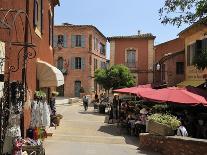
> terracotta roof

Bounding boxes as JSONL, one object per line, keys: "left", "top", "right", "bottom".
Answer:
{"left": 107, "top": 33, "right": 156, "bottom": 41}
{"left": 54, "top": 24, "right": 107, "bottom": 40}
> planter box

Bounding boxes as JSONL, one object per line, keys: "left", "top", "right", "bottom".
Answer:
{"left": 148, "top": 120, "right": 174, "bottom": 136}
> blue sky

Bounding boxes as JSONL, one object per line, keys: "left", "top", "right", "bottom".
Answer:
{"left": 54, "top": 0, "right": 189, "bottom": 58}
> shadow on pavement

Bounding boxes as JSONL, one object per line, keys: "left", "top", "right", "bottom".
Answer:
{"left": 136, "top": 148, "right": 161, "bottom": 155}
{"left": 97, "top": 124, "right": 139, "bottom": 147}
{"left": 78, "top": 111, "right": 107, "bottom": 116}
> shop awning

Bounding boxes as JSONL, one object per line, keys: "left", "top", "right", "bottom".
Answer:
{"left": 37, "top": 60, "right": 64, "bottom": 88}
{"left": 177, "top": 80, "right": 205, "bottom": 87}
{"left": 139, "top": 87, "right": 207, "bottom": 106}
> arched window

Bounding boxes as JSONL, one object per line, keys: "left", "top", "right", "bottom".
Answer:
{"left": 57, "top": 57, "right": 64, "bottom": 70}
{"left": 126, "top": 49, "right": 136, "bottom": 68}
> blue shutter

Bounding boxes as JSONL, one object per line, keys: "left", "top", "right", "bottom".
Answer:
{"left": 81, "top": 35, "right": 85, "bottom": 48}
{"left": 63, "top": 33, "right": 67, "bottom": 48}
{"left": 71, "top": 57, "right": 75, "bottom": 69}
{"left": 71, "top": 35, "right": 75, "bottom": 48}
{"left": 53, "top": 35, "right": 58, "bottom": 47}
{"left": 81, "top": 58, "right": 85, "bottom": 70}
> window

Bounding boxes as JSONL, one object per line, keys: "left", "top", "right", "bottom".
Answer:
{"left": 57, "top": 35, "right": 64, "bottom": 46}
{"left": 54, "top": 34, "right": 67, "bottom": 48}
{"left": 187, "top": 43, "right": 195, "bottom": 66}
{"left": 100, "top": 61, "right": 106, "bottom": 69}
{"left": 34, "top": 0, "right": 43, "bottom": 35}
{"left": 71, "top": 35, "right": 85, "bottom": 48}
{"left": 57, "top": 57, "right": 64, "bottom": 70}
{"left": 75, "top": 57, "right": 82, "bottom": 69}
{"left": 71, "top": 57, "right": 85, "bottom": 70}
{"left": 126, "top": 50, "right": 136, "bottom": 68}
{"left": 100, "top": 43, "right": 106, "bottom": 55}
{"left": 176, "top": 62, "right": 184, "bottom": 75}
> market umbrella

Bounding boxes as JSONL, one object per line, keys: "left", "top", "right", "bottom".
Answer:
{"left": 138, "top": 87, "right": 207, "bottom": 106}
{"left": 113, "top": 84, "right": 154, "bottom": 95}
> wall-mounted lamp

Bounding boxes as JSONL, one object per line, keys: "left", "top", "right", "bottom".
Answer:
{"left": 156, "top": 63, "right": 160, "bottom": 71}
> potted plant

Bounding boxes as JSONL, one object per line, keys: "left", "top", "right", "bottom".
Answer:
{"left": 148, "top": 113, "right": 181, "bottom": 136}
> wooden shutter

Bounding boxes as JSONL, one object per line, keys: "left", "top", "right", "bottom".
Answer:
{"left": 71, "top": 35, "right": 75, "bottom": 48}
{"left": 81, "top": 35, "right": 85, "bottom": 48}
{"left": 53, "top": 35, "right": 58, "bottom": 47}
{"left": 187, "top": 45, "right": 190, "bottom": 66}
{"left": 81, "top": 58, "right": 85, "bottom": 70}
{"left": 71, "top": 57, "right": 75, "bottom": 69}
{"left": 63, "top": 33, "right": 67, "bottom": 48}
{"left": 89, "top": 35, "right": 92, "bottom": 51}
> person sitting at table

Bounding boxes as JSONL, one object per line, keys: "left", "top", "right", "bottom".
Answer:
{"left": 177, "top": 120, "right": 188, "bottom": 137}
{"left": 134, "top": 108, "right": 148, "bottom": 135}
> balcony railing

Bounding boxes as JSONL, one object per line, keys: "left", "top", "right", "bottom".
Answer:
{"left": 124, "top": 61, "right": 137, "bottom": 69}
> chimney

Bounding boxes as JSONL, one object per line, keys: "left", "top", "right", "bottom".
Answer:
{"left": 138, "top": 30, "right": 141, "bottom": 35}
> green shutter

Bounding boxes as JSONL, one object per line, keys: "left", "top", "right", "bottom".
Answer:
{"left": 71, "top": 35, "right": 75, "bottom": 48}
{"left": 63, "top": 33, "right": 67, "bottom": 48}
{"left": 81, "top": 35, "right": 85, "bottom": 48}
{"left": 53, "top": 35, "right": 58, "bottom": 47}
{"left": 81, "top": 58, "right": 85, "bottom": 70}
{"left": 71, "top": 57, "right": 75, "bottom": 69}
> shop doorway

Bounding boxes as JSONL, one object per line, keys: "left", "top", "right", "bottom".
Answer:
{"left": 57, "top": 84, "right": 64, "bottom": 96}
{"left": 74, "top": 81, "right": 81, "bottom": 97}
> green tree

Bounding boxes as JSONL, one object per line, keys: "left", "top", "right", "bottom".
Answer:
{"left": 159, "top": 0, "right": 207, "bottom": 27}
{"left": 94, "top": 64, "right": 135, "bottom": 93}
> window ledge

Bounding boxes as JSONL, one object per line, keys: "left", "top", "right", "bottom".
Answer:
{"left": 35, "top": 27, "right": 42, "bottom": 38}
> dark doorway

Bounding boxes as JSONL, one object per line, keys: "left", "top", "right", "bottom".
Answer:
{"left": 57, "top": 84, "right": 64, "bottom": 96}
{"left": 74, "top": 81, "right": 81, "bottom": 97}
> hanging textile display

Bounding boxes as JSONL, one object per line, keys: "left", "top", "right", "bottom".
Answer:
{"left": 30, "top": 99, "right": 50, "bottom": 128}
{"left": 3, "top": 113, "right": 21, "bottom": 154}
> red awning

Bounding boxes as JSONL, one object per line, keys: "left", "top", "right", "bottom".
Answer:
{"left": 113, "top": 84, "right": 154, "bottom": 95}
{"left": 139, "top": 87, "right": 207, "bottom": 106}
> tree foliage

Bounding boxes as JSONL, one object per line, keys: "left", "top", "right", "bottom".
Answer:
{"left": 159, "top": 0, "right": 207, "bottom": 27}
{"left": 94, "top": 64, "right": 135, "bottom": 91}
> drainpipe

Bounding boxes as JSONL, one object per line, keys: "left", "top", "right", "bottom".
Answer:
{"left": 21, "top": 0, "right": 29, "bottom": 138}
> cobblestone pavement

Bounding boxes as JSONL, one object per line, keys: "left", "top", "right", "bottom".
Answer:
{"left": 44, "top": 98, "right": 160, "bottom": 155}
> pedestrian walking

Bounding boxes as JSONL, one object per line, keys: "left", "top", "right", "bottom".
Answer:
{"left": 83, "top": 95, "right": 89, "bottom": 111}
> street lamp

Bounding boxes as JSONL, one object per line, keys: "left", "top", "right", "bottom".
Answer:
{"left": 153, "top": 52, "right": 172, "bottom": 84}
{"left": 156, "top": 63, "right": 161, "bottom": 71}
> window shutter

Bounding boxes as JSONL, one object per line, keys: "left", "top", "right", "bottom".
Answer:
{"left": 71, "top": 57, "right": 75, "bottom": 69}
{"left": 53, "top": 35, "right": 58, "bottom": 47}
{"left": 196, "top": 40, "right": 202, "bottom": 56}
{"left": 187, "top": 45, "right": 190, "bottom": 66}
{"left": 71, "top": 35, "right": 75, "bottom": 48}
{"left": 41, "top": 0, "right": 43, "bottom": 34}
{"left": 81, "top": 58, "right": 85, "bottom": 70}
{"left": 63, "top": 33, "right": 67, "bottom": 48}
{"left": 81, "top": 35, "right": 85, "bottom": 48}
{"left": 33, "top": 0, "right": 38, "bottom": 27}
{"left": 94, "top": 37, "right": 96, "bottom": 50}
{"left": 89, "top": 35, "right": 92, "bottom": 51}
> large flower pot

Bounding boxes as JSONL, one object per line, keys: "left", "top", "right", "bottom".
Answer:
{"left": 148, "top": 120, "right": 174, "bottom": 136}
